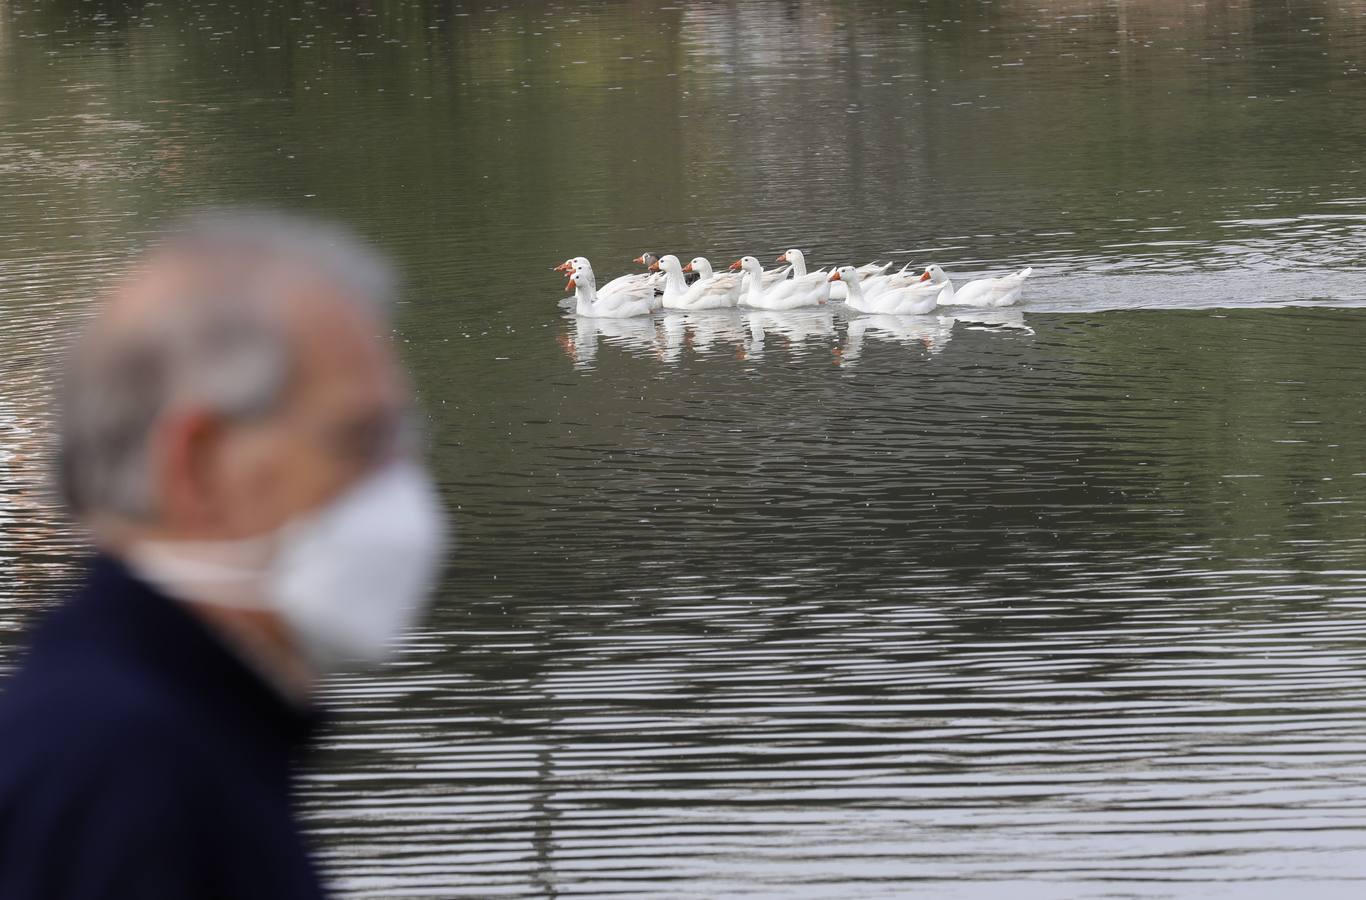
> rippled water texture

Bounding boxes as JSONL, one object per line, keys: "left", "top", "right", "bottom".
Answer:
{"left": 4, "top": 1, "right": 1366, "bottom": 896}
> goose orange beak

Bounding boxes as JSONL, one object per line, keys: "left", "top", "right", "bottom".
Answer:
{"left": 648, "top": 260, "right": 660, "bottom": 272}
{"left": 775, "top": 253, "right": 788, "bottom": 263}
{"left": 729, "top": 259, "right": 743, "bottom": 271}
{"left": 828, "top": 271, "right": 842, "bottom": 282}
{"left": 682, "top": 262, "right": 693, "bottom": 273}
{"left": 919, "top": 271, "right": 931, "bottom": 282}
{"left": 632, "top": 255, "right": 647, "bottom": 265}
{"left": 554, "top": 261, "right": 572, "bottom": 273}
{"left": 565, "top": 278, "right": 576, "bottom": 291}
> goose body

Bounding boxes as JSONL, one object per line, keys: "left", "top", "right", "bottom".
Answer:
{"left": 836, "top": 260, "right": 894, "bottom": 301}
{"left": 849, "top": 260, "right": 933, "bottom": 304}
{"left": 684, "top": 257, "right": 745, "bottom": 306}
{"left": 778, "top": 249, "right": 891, "bottom": 302}
{"left": 655, "top": 254, "right": 742, "bottom": 310}
{"left": 925, "top": 264, "right": 1032, "bottom": 308}
{"left": 775, "top": 248, "right": 832, "bottom": 298}
{"left": 565, "top": 259, "right": 655, "bottom": 318}
{"left": 732, "top": 256, "right": 829, "bottom": 310}
{"left": 558, "top": 255, "right": 663, "bottom": 309}
{"left": 741, "top": 259, "right": 792, "bottom": 295}
{"left": 829, "top": 265, "right": 941, "bottom": 316}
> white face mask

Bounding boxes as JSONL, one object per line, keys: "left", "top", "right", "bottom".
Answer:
{"left": 127, "top": 461, "right": 449, "bottom": 674}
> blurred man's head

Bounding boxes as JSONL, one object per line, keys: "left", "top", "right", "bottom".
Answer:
{"left": 56, "top": 211, "right": 446, "bottom": 691}
{"left": 59, "top": 210, "right": 406, "bottom": 542}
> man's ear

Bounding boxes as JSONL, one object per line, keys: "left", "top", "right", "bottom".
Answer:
{"left": 150, "top": 409, "right": 226, "bottom": 531}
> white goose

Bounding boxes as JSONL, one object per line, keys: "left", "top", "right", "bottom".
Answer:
{"left": 778, "top": 249, "right": 889, "bottom": 301}
{"left": 844, "top": 260, "right": 931, "bottom": 304}
{"left": 828, "top": 265, "right": 941, "bottom": 315}
{"left": 731, "top": 256, "right": 829, "bottom": 309}
{"left": 922, "top": 264, "right": 1032, "bottom": 307}
{"left": 654, "top": 255, "right": 741, "bottom": 310}
{"left": 565, "top": 260, "right": 655, "bottom": 318}
{"left": 842, "top": 260, "right": 895, "bottom": 301}
{"left": 775, "top": 248, "right": 814, "bottom": 277}
{"left": 557, "top": 255, "right": 663, "bottom": 309}
{"left": 773, "top": 248, "right": 832, "bottom": 300}
{"left": 682, "top": 257, "right": 745, "bottom": 306}
{"left": 731, "top": 256, "right": 791, "bottom": 296}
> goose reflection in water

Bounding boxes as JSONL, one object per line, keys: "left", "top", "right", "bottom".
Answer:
{"left": 661, "top": 310, "right": 749, "bottom": 363}
{"left": 558, "top": 306, "right": 1029, "bottom": 368}
{"left": 741, "top": 307, "right": 837, "bottom": 361}
{"left": 946, "top": 307, "right": 1035, "bottom": 335}
{"left": 557, "top": 315, "right": 663, "bottom": 367}
{"left": 836, "top": 314, "right": 957, "bottom": 368}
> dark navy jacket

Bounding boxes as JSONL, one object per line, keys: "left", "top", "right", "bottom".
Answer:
{"left": 0, "top": 555, "right": 329, "bottom": 899}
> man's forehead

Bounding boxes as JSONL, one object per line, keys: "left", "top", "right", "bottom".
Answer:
{"left": 101, "top": 248, "right": 401, "bottom": 404}
{"left": 102, "top": 258, "right": 205, "bottom": 324}
{"left": 105, "top": 252, "right": 360, "bottom": 324}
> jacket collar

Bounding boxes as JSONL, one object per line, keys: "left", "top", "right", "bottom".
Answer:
{"left": 45, "top": 553, "right": 327, "bottom": 756}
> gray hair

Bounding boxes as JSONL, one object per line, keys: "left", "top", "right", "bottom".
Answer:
{"left": 56, "top": 209, "right": 397, "bottom": 521}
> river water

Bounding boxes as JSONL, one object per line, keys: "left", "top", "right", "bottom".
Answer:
{"left": 4, "top": 1, "right": 1366, "bottom": 897}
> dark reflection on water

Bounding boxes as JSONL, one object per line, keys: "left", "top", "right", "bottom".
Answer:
{"left": 5, "top": 0, "right": 1366, "bottom": 896}
{"left": 318, "top": 307, "right": 1366, "bottom": 896}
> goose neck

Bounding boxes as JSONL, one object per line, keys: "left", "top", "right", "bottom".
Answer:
{"left": 746, "top": 267, "right": 766, "bottom": 302}
{"left": 575, "top": 274, "right": 598, "bottom": 308}
{"left": 845, "top": 275, "right": 865, "bottom": 302}
{"left": 664, "top": 267, "right": 689, "bottom": 298}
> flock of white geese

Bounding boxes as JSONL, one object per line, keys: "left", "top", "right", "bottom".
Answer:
{"left": 553, "top": 250, "right": 1033, "bottom": 318}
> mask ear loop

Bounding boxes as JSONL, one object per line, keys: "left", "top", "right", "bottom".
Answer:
{"left": 125, "top": 537, "right": 277, "bottom": 612}
{"left": 123, "top": 457, "right": 359, "bottom": 613}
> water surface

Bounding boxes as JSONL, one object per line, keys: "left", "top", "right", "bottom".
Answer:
{"left": 3, "top": 1, "right": 1366, "bottom": 896}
